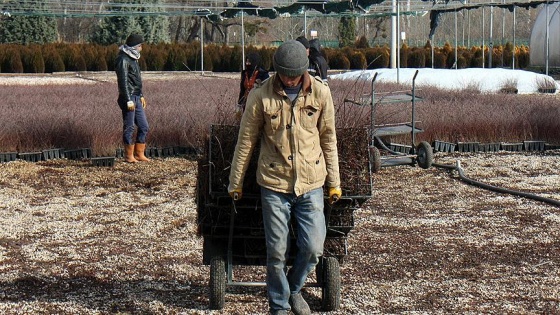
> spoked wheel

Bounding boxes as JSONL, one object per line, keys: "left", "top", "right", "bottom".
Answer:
{"left": 209, "top": 256, "right": 226, "bottom": 310}
{"left": 416, "top": 141, "right": 433, "bottom": 169}
{"left": 369, "top": 146, "right": 381, "bottom": 173}
{"left": 321, "top": 257, "right": 341, "bottom": 311}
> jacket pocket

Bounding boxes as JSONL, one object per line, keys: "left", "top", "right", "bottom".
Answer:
{"left": 300, "top": 102, "right": 320, "bottom": 130}
{"left": 263, "top": 104, "right": 282, "bottom": 131}
{"left": 259, "top": 155, "right": 288, "bottom": 187}
{"left": 301, "top": 152, "right": 326, "bottom": 185}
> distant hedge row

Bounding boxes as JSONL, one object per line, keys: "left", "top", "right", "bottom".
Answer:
{"left": 0, "top": 41, "right": 530, "bottom": 74}
{"left": 325, "top": 42, "right": 530, "bottom": 70}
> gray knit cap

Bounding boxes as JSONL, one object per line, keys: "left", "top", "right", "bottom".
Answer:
{"left": 273, "top": 40, "right": 309, "bottom": 77}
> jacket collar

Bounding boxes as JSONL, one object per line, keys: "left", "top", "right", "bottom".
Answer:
{"left": 273, "top": 71, "right": 312, "bottom": 97}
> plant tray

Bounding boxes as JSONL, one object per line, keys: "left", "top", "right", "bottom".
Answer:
{"left": 91, "top": 157, "right": 115, "bottom": 167}
{"left": 65, "top": 148, "right": 92, "bottom": 160}
{"left": 18, "top": 152, "right": 43, "bottom": 162}
{"left": 0, "top": 152, "right": 17, "bottom": 163}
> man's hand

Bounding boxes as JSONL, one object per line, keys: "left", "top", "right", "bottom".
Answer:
{"left": 229, "top": 189, "right": 242, "bottom": 201}
{"left": 126, "top": 101, "right": 135, "bottom": 111}
{"left": 328, "top": 186, "right": 342, "bottom": 204}
{"left": 141, "top": 96, "right": 147, "bottom": 109}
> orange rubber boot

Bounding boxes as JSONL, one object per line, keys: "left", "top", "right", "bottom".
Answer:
{"left": 124, "top": 144, "right": 138, "bottom": 163}
{"left": 134, "top": 143, "right": 150, "bottom": 162}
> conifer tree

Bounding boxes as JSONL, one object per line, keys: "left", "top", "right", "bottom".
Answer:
{"left": 0, "top": 0, "right": 58, "bottom": 44}
{"left": 90, "top": 0, "right": 170, "bottom": 45}
{"left": 338, "top": 16, "right": 356, "bottom": 48}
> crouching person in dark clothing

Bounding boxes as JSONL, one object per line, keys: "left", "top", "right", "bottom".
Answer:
{"left": 228, "top": 40, "right": 341, "bottom": 315}
{"left": 115, "top": 34, "right": 150, "bottom": 163}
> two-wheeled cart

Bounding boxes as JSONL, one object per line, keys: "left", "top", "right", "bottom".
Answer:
{"left": 344, "top": 70, "right": 433, "bottom": 173}
{"left": 196, "top": 125, "right": 373, "bottom": 311}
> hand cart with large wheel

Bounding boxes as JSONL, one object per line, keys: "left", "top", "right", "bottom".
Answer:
{"left": 344, "top": 70, "right": 433, "bottom": 173}
{"left": 196, "top": 125, "right": 373, "bottom": 311}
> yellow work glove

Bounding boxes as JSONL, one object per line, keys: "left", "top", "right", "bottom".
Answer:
{"left": 126, "top": 100, "right": 135, "bottom": 111}
{"left": 229, "top": 189, "right": 242, "bottom": 201}
{"left": 328, "top": 186, "right": 342, "bottom": 204}
{"left": 141, "top": 96, "right": 147, "bottom": 109}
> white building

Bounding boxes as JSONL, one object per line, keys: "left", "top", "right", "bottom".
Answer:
{"left": 529, "top": 1, "right": 560, "bottom": 67}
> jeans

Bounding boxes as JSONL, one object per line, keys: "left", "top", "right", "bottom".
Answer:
{"left": 121, "top": 95, "right": 149, "bottom": 145}
{"left": 261, "top": 186, "right": 326, "bottom": 311}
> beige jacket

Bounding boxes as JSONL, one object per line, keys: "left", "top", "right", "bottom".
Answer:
{"left": 229, "top": 72, "right": 340, "bottom": 196}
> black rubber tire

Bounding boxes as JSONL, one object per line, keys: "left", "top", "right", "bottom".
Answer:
{"left": 321, "top": 257, "right": 341, "bottom": 311}
{"left": 369, "top": 146, "right": 381, "bottom": 173}
{"left": 416, "top": 141, "right": 434, "bottom": 169}
{"left": 315, "top": 259, "right": 324, "bottom": 284}
{"left": 209, "top": 256, "right": 226, "bottom": 310}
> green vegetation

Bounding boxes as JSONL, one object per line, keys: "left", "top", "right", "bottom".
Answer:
{"left": 0, "top": 0, "right": 57, "bottom": 44}
{"left": 90, "top": 0, "right": 170, "bottom": 45}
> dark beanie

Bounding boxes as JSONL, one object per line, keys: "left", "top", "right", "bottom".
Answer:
{"left": 246, "top": 52, "right": 261, "bottom": 68}
{"left": 273, "top": 40, "right": 309, "bottom": 77}
{"left": 126, "top": 34, "right": 144, "bottom": 47}
{"left": 295, "top": 36, "right": 310, "bottom": 49}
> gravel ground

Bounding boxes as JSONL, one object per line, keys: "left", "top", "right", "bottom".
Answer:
{"left": 0, "top": 151, "right": 559, "bottom": 314}
{"left": 0, "top": 72, "right": 239, "bottom": 86}
{"left": 1, "top": 72, "right": 559, "bottom": 314}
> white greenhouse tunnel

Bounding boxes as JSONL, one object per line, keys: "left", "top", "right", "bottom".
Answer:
{"left": 530, "top": 1, "right": 560, "bottom": 67}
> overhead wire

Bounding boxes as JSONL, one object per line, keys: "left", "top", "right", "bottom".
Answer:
{"left": 1, "top": 0, "right": 556, "bottom": 18}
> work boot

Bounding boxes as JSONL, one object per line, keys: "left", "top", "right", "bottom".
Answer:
{"left": 289, "top": 293, "right": 311, "bottom": 315}
{"left": 134, "top": 143, "right": 150, "bottom": 162}
{"left": 124, "top": 144, "right": 137, "bottom": 163}
{"left": 270, "top": 310, "right": 288, "bottom": 315}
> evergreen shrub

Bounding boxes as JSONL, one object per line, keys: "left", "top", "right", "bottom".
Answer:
{"left": 348, "top": 50, "right": 366, "bottom": 69}
{"left": 408, "top": 48, "right": 425, "bottom": 68}
{"left": 516, "top": 46, "right": 530, "bottom": 68}
{"left": 433, "top": 51, "right": 447, "bottom": 68}
{"left": 59, "top": 44, "right": 87, "bottom": 71}
{"left": 1, "top": 46, "right": 24, "bottom": 73}
{"left": 42, "top": 45, "right": 65, "bottom": 73}
{"left": 0, "top": 42, "right": 536, "bottom": 73}
{"left": 364, "top": 47, "right": 390, "bottom": 69}
{"left": 328, "top": 50, "right": 350, "bottom": 70}
{"left": 21, "top": 45, "right": 45, "bottom": 73}
{"left": 400, "top": 44, "right": 409, "bottom": 68}
{"left": 143, "top": 44, "right": 167, "bottom": 71}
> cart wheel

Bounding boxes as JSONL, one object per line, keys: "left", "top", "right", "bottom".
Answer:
{"left": 209, "top": 256, "right": 226, "bottom": 310}
{"left": 416, "top": 141, "right": 433, "bottom": 169}
{"left": 321, "top": 257, "right": 341, "bottom": 311}
{"left": 369, "top": 146, "right": 381, "bottom": 173}
{"left": 315, "top": 259, "right": 324, "bottom": 284}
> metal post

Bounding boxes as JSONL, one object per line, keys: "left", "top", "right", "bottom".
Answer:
{"left": 391, "top": 0, "right": 397, "bottom": 68}
{"left": 512, "top": 6, "right": 516, "bottom": 69}
{"left": 502, "top": 0, "right": 506, "bottom": 67}
{"left": 304, "top": 8, "right": 307, "bottom": 36}
{"left": 411, "top": 70, "right": 419, "bottom": 151}
{"left": 431, "top": 37, "right": 434, "bottom": 69}
{"left": 467, "top": 0, "right": 471, "bottom": 47}
{"left": 545, "top": 0, "right": 549, "bottom": 76}
{"left": 241, "top": 10, "right": 245, "bottom": 71}
{"left": 455, "top": 9, "right": 458, "bottom": 69}
{"left": 462, "top": 8, "right": 465, "bottom": 47}
{"left": 201, "top": 17, "right": 204, "bottom": 74}
{"left": 482, "top": 7, "right": 485, "bottom": 68}
{"left": 489, "top": 6, "right": 493, "bottom": 68}
{"left": 397, "top": 0, "right": 400, "bottom": 83}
